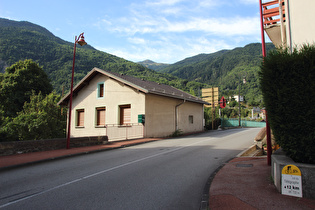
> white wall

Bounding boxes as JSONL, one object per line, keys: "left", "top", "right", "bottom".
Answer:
{"left": 286, "top": 0, "right": 315, "bottom": 50}
{"left": 145, "top": 94, "right": 204, "bottom": 137}
{"left": 69, "top": 74, "right": 145, "bottom": 137}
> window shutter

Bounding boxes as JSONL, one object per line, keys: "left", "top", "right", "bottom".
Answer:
{"left": 120, "top": 105, "right": 131, "bottom": 125}
{"left": 99, "top": 84, "right": 104, "bottom": 97}
{"left": 97, "top": 107, "right": 106, "bottom": 126}
{"left": 77, "top": 110, "right": 84, "bottom": 127}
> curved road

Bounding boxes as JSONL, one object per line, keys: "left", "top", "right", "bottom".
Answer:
{"left": 0, "top": 128, "right": 260, "bottom": 210}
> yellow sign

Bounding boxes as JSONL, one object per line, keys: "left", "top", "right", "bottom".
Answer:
{"left": 281, "top": 164, "right": 302, "bottom": 198}
{"left": 282, "top": 165, "right": 301, "bottom": 176}
{"left": 202, "top": 87, "right": 219, "bottom": 107}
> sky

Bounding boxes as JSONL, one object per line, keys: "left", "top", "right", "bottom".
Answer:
{"left": 0, "top": 0, "right": 268, "bottom": 64}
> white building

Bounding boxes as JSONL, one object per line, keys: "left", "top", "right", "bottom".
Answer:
{"left": 262, "top": 0, "right": 315, "bottom": 50}
{"left": 58, "top": 68, "right": 209, "bottom": 141}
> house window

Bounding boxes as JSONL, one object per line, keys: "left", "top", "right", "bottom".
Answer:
{"left": 76, "top": 109, "right": 85, "bottom": 127}
{"left": 119, "top": 104, "right": 131, "bottom": 125}
{"left": 189, "top": 115, "right": 194, "bottom": 124}
{"left": 96, "top": 107, "right": 106, "bottom": 127}
{"left": 97, "top": 82, "right": 104, "bottom": 98}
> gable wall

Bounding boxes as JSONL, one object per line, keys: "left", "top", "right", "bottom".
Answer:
{"left": 144, "top": 94, "right": 204, "bottom": 137}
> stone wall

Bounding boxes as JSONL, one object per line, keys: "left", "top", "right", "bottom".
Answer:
{"left": 0, "top": 136, "right": 108, "bottom": 156}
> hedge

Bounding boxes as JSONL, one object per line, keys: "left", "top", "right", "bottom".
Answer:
{"left": 260, "top": 45, "right": 315, "bottom": 164}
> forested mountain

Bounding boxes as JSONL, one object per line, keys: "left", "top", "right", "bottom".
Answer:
{"left": 0, "top": 18, "right": 276, "bottom": 105}
{"left": 156, "top": 43, "right": 276, "bottom": 105}
{"left": 0, "top": 18, "right": 205, "bottom": 95}
{"left": 137, "top": 60, "right": 170, "bottom": 71}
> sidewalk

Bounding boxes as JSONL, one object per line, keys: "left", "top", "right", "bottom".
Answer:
{"left": 209, "top": 157, "right": 315, "bottom": 210}
{"left": 1, "top": 139, "right": 314, "bottom": 209}
{"left": 0, "top": 138, "right": 162, "bottom": 170}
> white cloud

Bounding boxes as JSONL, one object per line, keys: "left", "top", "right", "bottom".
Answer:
{"left": 108, "top": 15, "right": 260, "bottom": 37}
{"left": 128, "top": 37, "right": 147, "bottom": 44}
{"left": 240, "top": 0, "right": 258, "bottom": 5}
{"left": 92, "top": 0, "right": 262, "bottom": 63}
{"left": 198, "top": 0, "right": 223, "bottom": 8}
{"left": 145, "top": 0, "right": 185, "bottom": 7}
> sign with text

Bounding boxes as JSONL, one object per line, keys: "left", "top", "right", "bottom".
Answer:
{"left": 202, "top": 87, "right": 219, "bottom": 108}
{"left": 281, "top": 164, "right": 302, "bottom": 198}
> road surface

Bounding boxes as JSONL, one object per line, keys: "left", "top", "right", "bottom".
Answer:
{"left": 0, "top": 128, "right": 260, "bottom": 210}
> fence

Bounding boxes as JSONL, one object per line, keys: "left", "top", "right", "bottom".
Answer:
{"left": 222, "top": 118, "right": 266, "bottom": 128}
{"left": 106, "top": 123, "right": 144, "bottom": 141}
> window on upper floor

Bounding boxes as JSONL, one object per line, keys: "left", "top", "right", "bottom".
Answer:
{"left": 97, "top": 82, "right": 104, "bottom": 98}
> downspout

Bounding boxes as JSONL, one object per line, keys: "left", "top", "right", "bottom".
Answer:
{"left": 279, "top": 0, "right": 286, "bottom": 46}
{"left": 175, "top": 100, "right": 186, "bottom": 131}
{"left": 285, "top": 0, "right": 293, "bottom": 52}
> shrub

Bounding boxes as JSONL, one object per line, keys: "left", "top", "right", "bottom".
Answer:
{"left": 259, "top": 45, "right": 315, "bottom": 164}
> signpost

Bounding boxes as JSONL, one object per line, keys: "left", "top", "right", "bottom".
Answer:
{"left": 281, "top": 164, "right": 302, "bottom": 198}
{"left": 202, "top": 88, "right": 219, "bottom": 108}
{"left": 219, "top": 96, "right": 226, "bottom": 109}
{"left": 202, "top": 88, "right": 219, "bottom": 130}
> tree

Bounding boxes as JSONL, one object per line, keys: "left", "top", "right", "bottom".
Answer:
{"left": 0, "top": 59, "right": 53, "bottom": 117}
{"left": 260, "top": 45, "right": 315, "bottom": 164}
{"left": 2, "top": 92, "right": 66, "bottom": 141}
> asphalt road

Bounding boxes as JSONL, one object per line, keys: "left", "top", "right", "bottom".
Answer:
{"left": 0, "top": 128, "right": 260, "bottom": 210}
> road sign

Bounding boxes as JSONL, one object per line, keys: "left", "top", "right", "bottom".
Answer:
{"left": 281, "top": 164, "right": 302, "bottom": 197}
{"left": 202, "top": 88, "right": 219, "bottom": 108}
{"left": 220, "top": 96, "right": 226, "bottom": 109}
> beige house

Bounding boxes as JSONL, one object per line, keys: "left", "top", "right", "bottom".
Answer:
{"left": 262, "top": 0, "right": 315, "bottom": 50}
{"left": 58, "top": 68, "right": 208, "bottom": 141}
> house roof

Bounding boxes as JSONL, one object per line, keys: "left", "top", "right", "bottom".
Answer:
{"left": 57, "top": 67, "right": 209, "bottom": 106}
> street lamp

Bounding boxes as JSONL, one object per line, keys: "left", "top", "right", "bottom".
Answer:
{"left": 238, "top": 75, "right": 246, "bottom": 127}
{"left": 66, "top": 33, "right": 87, "bottom": 149}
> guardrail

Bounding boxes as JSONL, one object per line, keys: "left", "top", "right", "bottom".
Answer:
{"left": 222, "top": 119, "right": 266, "bottom": 128}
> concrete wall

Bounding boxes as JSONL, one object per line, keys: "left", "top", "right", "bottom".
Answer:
{"left": 145, "top": 94, "right": 204, "bottom": 137}
{"left": 286, "top": 0, "right": 315, "bottom": 49}
{"left": 177, "top": 100, "right": 204, "bottom": 133}
{"left": 70, "top": 74, "right": 146, "bottom": 137}
{"left": 271, "top": 149, "right": 315, "bottom": 199}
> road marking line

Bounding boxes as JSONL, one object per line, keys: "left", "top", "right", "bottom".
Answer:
{"left": 0, "top": 138, "right": 210, "bottom": 208}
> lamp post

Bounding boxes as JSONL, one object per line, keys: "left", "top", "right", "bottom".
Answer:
{"left": 238, "top": 76, "right": 246, "bottom": 127}
{"left": 66, "top": 33, "right": 87, "bottom": 149}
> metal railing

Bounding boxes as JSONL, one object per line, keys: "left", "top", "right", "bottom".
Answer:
{"left": 222, "top": 118, "right": 266, "bottom": 128}
{"left": 105, "top": 123, "right": 144, "bottom": 141}
{"left": 262, "top": 0, "right": 285, "bottom": 26}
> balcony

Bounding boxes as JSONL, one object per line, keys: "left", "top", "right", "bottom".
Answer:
{"left": 261, "top": 0, "right": 286, "bottom": 47}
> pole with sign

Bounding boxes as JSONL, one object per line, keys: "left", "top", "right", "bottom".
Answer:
{"left": 202, "top": 88, "right": 219, "bottom": 130}
{"left": 219, "top": 96, "right": 226, "bottom": 128}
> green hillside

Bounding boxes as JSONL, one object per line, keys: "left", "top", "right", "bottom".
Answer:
{"left": 0, "top": 18, "right": 276, "bottom": 105}
{"left": 0, "top": 18, "right": 205, "bottom": 95}
{"left": 137, "top": 60, "right": 170, "bottom": 71}
{"left": 157, "top": 43, "right": 276, "bottom": 105}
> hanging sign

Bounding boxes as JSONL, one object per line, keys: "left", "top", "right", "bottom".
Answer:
{"left": 281, "top": 164, "right": 302, "bottom": 197}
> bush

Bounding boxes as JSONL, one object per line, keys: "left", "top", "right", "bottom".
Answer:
{"left": 259, "top": 45, "right": 315, "bottom": 164}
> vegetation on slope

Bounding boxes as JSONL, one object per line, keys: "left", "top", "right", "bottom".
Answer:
{"left": 0, "top": 18, "right": 207, "bottom": 95}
